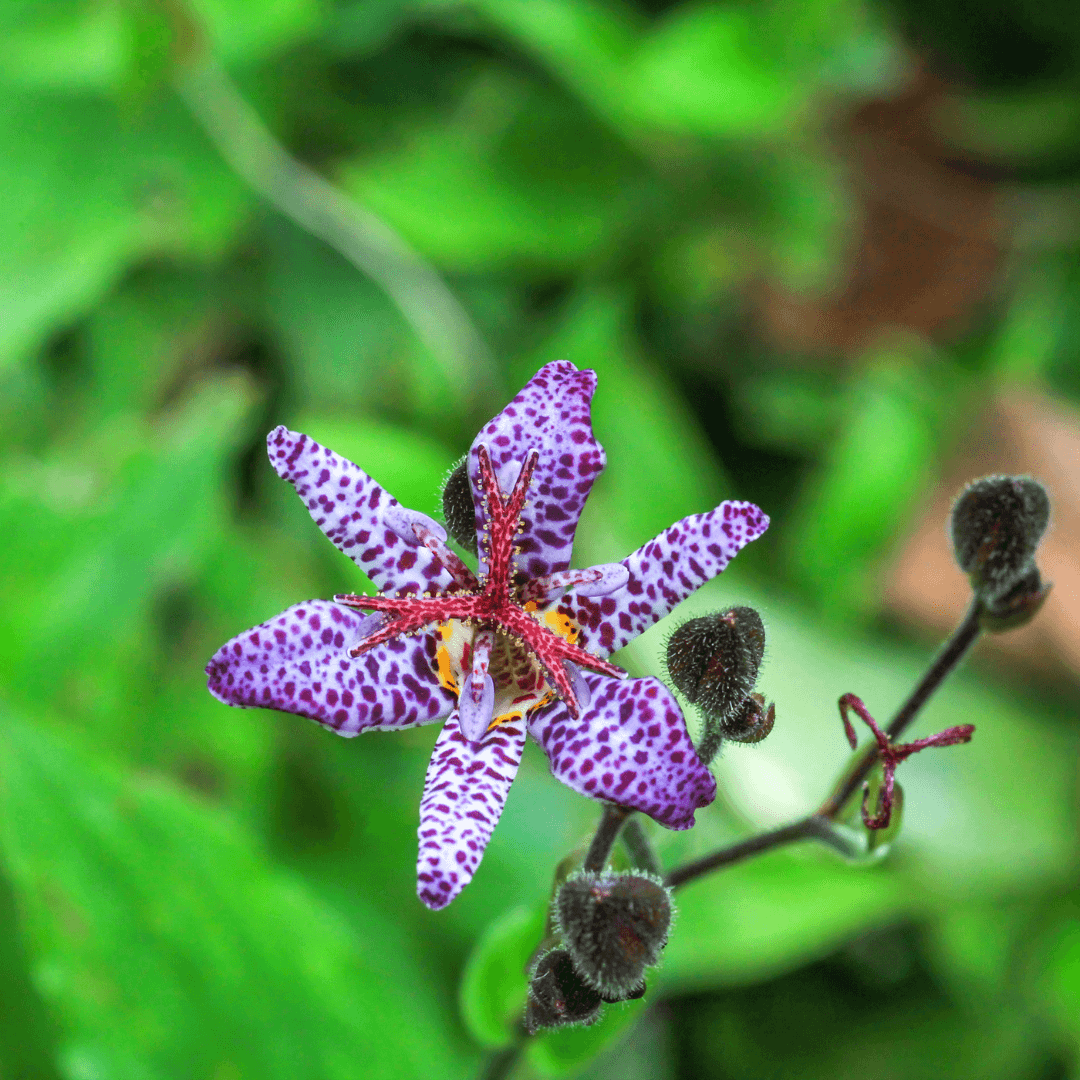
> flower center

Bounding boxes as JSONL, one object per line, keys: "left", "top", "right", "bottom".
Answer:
{"left": 335, "top": 444, "right": 625, "bottom": 738}
{"left": 432, "top": 610, "right": 580, "bottom": 729}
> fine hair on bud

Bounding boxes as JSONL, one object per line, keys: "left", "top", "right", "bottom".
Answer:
{"left": 950, "top": 475, "right": 1049, "bottom": 601}
{"left": 722, "top": 692, "right": 775, "bottom": 744}
{"left": 554, "top": 871, "right": 672, "bottom": 1000}
{"left": 665, "top": 606, "right": 765, "bottom": 719}
{"left": 524, "top": 948, "right": 602, "bottom": 1034}
{"left": 666, "top": 606, "right": 767, "bottom": 763}
{"left": 441, "top": 457, "right": 478, "bottom": 555}
{"left": 978, "top": 565, "right": 1051, "bottom": 633}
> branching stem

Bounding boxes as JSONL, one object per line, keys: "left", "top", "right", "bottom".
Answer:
{"left": 663, "top": 601, "right": 984, "bottom": 892}
{"left": 817, "top": 601, "right": 982, "bottom": 819}
{"left": 621, "top": 816, "right": 662, "bottom": 876}
{"left": 665, "top": 816, "right": 854, "bottom": 889}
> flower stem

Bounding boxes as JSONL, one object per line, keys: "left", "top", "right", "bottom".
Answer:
{"left": 816, "top": 600, "right": 982, "bottom": 819}
{"left": 621, "top": 817, "right": 662, "bottom": 876}
{"left": 664, "top": 601, "right": 984, "bottom": 892}
{"left": 584, "top": 804, "right": 633, "bottom": 872}
{"left": 665, "top": 816, "right": 855, "bottom": 889}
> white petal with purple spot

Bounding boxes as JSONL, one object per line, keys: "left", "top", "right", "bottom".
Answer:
{"left": 468, "top": 361, "right": 606, "bottom": 582}
{"left": 529, "top": 673, "right": 716, "bottom": 829}
{"left": 206, "top": 600, "right": 455, "bottom": 735}
{"left": 268, "top": 426, "right": 457, "bottom": 596}
{"left": 416, "top": 712, "right": 527, "bottom": 910}
{"left": 568, "top": 500, "right": 770, "bottom": 657}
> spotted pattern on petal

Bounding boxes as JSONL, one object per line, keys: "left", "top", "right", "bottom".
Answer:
{"left": 268, "top": 426, "right": 455, "bottom": 597}
{"left": 529, "top": 673, "right": 715, "bottom": 829}
{"left": 568, "top": 501, "right": 770, "bottom": 658}
{"left": 417, "top": 711, "right": 527, "bottom": 909}
{"left": 468, "top": 361, "right": 605, "bottom": 582}
{"left": 205, "top": 600, "right": 455, "bottom": 735}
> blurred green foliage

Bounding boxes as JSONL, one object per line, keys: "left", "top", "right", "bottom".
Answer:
{"left": 2, "top": 0, "right": 1080, "bottom": 1077}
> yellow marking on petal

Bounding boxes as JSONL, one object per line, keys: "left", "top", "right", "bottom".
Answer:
{"left": 544, "top": 609, "right": 579, "bottom": 644}
{"left": 436, "top": 646, "right": 458, "bottom": 693}
{"left": 523, "top": 600, "right": 539, "bottom": 613}
{"left": 487, "top": 691, "right": 554, "bottom": 731}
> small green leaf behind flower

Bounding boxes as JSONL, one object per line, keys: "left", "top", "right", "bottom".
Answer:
{"left": 460, "top": 904, "right": 546, "bottom": 1049}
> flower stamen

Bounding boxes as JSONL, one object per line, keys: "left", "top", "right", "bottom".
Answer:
{"left": 335, "top": 445, "right": 624, "bottom": 718}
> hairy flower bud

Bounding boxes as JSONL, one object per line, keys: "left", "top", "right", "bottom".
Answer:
{"left": 555, "top": 871, "right": 672, "bottom": 1000}
{"left": 951, "top": 475, "right": 1049, "bottom": 602}
{"left": 722, "top": 692, "right": 775, "bottom": 744}
{"left": 666, "top": 607, "right": 764, "bottom": 717}
{"left": 977, "top": 565, "right": 1051, "bottom": 633}
{"left": 524, "top": 948, "right": 602, "bottom": 1034}
{"left": 666, "top": 606, "right": 770, "bottom": 761}
{"left": 441, "top": 457, "right": 478, "bottom": 555}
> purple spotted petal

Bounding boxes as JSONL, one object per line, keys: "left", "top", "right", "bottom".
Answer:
{"left": 206, "top": 600, "right": 455, "bottom": 735}
{"left": 529, "top": 674, "right": 715, "bottom": 829}
{"left": 416, "top": 712, "right": 527, "bottom": 910}
{"left": 267, "top": 426, "right": 456, "bottom": 597}
{"left": 468, "top": 361, "right": 605, "bottom": 581}
{"left": 568, "top": 501, "right": 770, "bottom": 657}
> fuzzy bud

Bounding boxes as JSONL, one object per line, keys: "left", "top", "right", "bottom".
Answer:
{"left": 441, "top": 457, "right": 478, "bottom": 555}
{"left": 977, "top": 565, "right": 1051, "bottom": 633}
{"left": 951, "top": 475, "right": 1049, "bottom": 602}
{"left": 665, "top": 606, "right": 764, "bottom": 719}
{"left": 722, "top": 692, "right": 775, "bottom": 744}
{"left": 666, "top": 606, "right": 770, "bottom": 762}
{"left": 555, "top": 872, "right": 671, "bottom": 1000}
{"left": 524, "top": 948, "right": 602, "bottom": 1034}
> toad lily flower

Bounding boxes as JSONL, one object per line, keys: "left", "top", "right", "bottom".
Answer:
{"left": 206, "top": 362, "right": 769, "bottom": 909}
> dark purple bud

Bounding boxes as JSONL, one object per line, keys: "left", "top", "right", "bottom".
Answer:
{"left": 666, "top": 606, "right": 769, "bottom": 762}
{"left": 977, "top": 566, "right": 1051, "bottom": 633}
{"left": 600, "top": 980, "right": 646, "bottom": 1004}
{"left": 441, "top": 457, "right": 478, "bottom": 555}
{"left": 524, "top": 948, "right": 602, "bottom": 1034}
{"left": 666, "top": 606, "right": 764, "bottom": 716}
{"left": 555, "top": 872, "right": 671, "bottom": 1000}
{"left": 722, "top": 692, "right": 775, "bottom": 744}
{"left": 951, "top": 475, "right": 1049, "bottom": 602}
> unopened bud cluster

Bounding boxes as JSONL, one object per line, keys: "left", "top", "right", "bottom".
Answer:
{"left": 665, "top": 606, "right": 774, "bottom": 763}
{"left": 525, "top": 871, "right": 671, "bottom": 1034}
{"left": 950, "top": 475, "right": 1050, "bottom": 631}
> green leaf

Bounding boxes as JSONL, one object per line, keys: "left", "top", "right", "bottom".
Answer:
{"left": 467, "top": 0, "right": 640, "bottom": 129}
{"left": 188, "top": 0, "right": 320, "bottom": 65}
{"left": 0, "top": 1, "right": 129, "bottom": 91}
{"left": 1032, "top": 913, "right": 1080, "bottom": 1050}
{"left": 1, "top": 376, "right": 255, "bottom": 705}
{"left": 0, "top": 92, "right": 145, "bottom": 367}
{"left": 629, "top": 5, "right": 797, "bottom": 137}
{"left": 341, "top": 74, "right": 645, "bottom": 271}
{"left": 0, "top": 88, "right": 250, "bottom": 368}
{"left": 460, "top": 904, "right": 546, "bottom": 1047}
{"left": 785, "top": 347, "right": 939, "bottom": 615}
{"left": 0, "top": 854, "right": 62, "bottom": 1080}
{"left": 659, "top": 848, "right": 910, "bottom": 992}
{"left": 0, "top": 710, "right": 476, "bottom": 1080}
